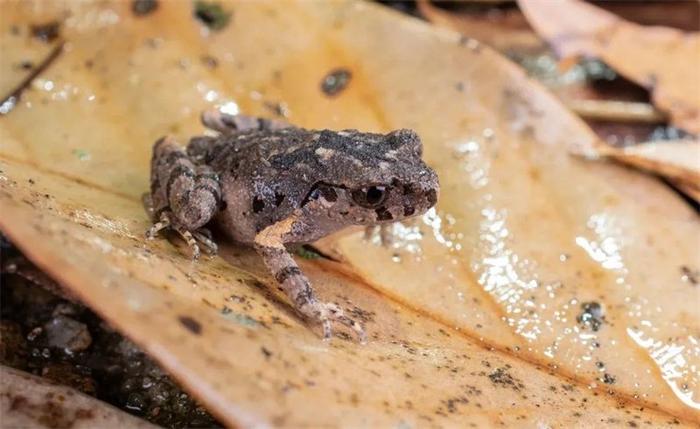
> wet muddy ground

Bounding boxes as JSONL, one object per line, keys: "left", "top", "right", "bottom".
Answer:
{"left": 0, "top": 236, "right": 222, "bottom": 428}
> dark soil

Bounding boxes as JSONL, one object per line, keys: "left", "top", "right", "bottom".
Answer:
{"left": 0, "top": 237, "right": 222, "bottom": 428}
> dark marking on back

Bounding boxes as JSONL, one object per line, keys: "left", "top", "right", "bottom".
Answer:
{"left": 275, "top": 192, "right": 285, "bottom": 206}
{"left": 252, "top": 196, "right": 265, "bottom": 213}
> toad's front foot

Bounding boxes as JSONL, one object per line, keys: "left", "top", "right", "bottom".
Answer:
{"left": 146, "top": 211, "right": 218, "bottom": 260}
{"left": 254, "top": 218, "right": 366, "bottom": 342}
{"left": 301, "top": 300, "right": 366, "bottom": 342}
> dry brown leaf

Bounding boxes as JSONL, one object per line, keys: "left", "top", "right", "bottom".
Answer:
{"left": 417, "top": 0, "right": 543, "bottom": 52}
{"left": 518, "top": 0, "right": 700, "bottom": 134}
{"left": 597, "top": 140, "right": 700, "bottom": 197}
{"left": 673, "top": 180, "right": 700, "bottom": 203}
{"left": 0, "top": 365, "right": 157, "bottom": 428}
{"left": 0, "top": 0, "right": 699, "bottom": 427}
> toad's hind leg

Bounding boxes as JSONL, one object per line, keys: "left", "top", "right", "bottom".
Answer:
{"left": 201, "top": 109, "right": 291, "bottom": 134}
{"left": 147, "top": 136, "right": 221, "bottom": 259}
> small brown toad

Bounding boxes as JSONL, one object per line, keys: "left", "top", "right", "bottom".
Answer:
{"left": 145, "top": 110, "right": 439, "bottom": 340}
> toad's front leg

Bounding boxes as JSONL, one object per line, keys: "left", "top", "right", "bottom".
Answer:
{"left": 254, "top": 216, "right": 366, "bottom": 342}
{"left": 146, "top": 136, "right": 221, "bottom": 259}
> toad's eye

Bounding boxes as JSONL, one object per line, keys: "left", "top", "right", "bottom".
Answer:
{"left": 351, "top": 186, "right": 387, "bottom": 208}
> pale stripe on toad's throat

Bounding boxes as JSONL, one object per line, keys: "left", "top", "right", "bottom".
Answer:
{"left": 254, "top": 215, "right": 299, "bottom": 249}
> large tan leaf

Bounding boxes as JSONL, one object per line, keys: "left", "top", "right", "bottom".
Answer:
{"left": 1, "top": 0, "right": 698, "bottom": 426}
{"left": 518, "top": 0, "right": 700, "bottom": 134}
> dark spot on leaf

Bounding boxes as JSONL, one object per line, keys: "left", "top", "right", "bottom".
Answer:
{"left": 200, "top": 55, "right": 219, "bottom": 69}
{"left": 487, "top": 367, "right": 524, "bottom": 391}
{"left": 252, "top": 196, "right": 265, "bottom": 213}
{"left": 320, "top": 68, "right": 352, "bottom": 96}
{"left": 131, "top": 0, "right": 159, "bottom": 16}
{"left": 31, "top": 21, "right": 61, "bottom": 43}
{"left": 577, "top": 301, "right": 605, "bottom": 332}
{"left": 602, "top": 373, "right": 616, "bottom": 385}
{"left": 194, "top": 1, "right": 232, "bottom": 31}
{"left": 18, "top": 61, "right": 33, "bottom": 70}
{"left": 261, "top": 346, "right": 272, "bottom": 359}
{"left": 178, "top": 315, "right": 202, "bottom": 335}
{"left": 681, "top": 265, "right": 698, "bottom": 286}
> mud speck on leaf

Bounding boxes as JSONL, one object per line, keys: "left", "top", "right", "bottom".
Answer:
{"left": 320, "top": 68, "right": 352, "bottom": 96}
{"left": 680, "top": 265, "right": 698, "bottom": 286}
{"left": 487, "top": 367, "right": 524, "bottom": 391}
{"left": 200, "top": 55, "right": 219, "bottom": 69}
{"left": 576, "top": 301, "right": 605, "bottom": 331}
{"left": 30, "top": 21, "right": 60, "bottom": 43}
{"left": 178, "top": 316, "right": 202, "bottom": 335}
{"left": 602, "top": 373, "right": 616, "bottom": 385}
{"left": 132, "top": 0, "right": 159, "bottom": 17}
{"left": 194, "top": 1, "right": 232, "bottom": 32}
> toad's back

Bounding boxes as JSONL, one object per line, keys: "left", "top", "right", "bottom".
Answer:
{"left": 186, "top": 126, "right": 433, "bottom": 243}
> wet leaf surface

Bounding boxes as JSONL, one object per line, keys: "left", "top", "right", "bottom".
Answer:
{"left": 518, "top": 0, "right": 700, "bottom": 134}
{"left": 0, "top": 1, "right": 698, "bottom": 427}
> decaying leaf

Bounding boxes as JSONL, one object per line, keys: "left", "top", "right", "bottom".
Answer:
{"left": 0, "top": 365, "right": 157, "bottom": 429}
{"left": 0, "top": 1, "right": 698, "bottom": 427}
{"left": 596, "top": 139, "right": 700, "bottom": 200}
{"left": 673, "top": 180, "right": 700, "bottom": 203}
{"left": 417, "top": 0, "right": 543, "bottom": 52}
{"left": 518, "top": 0, "right": 700, "bottom": 134}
